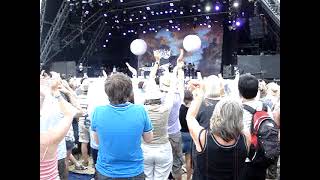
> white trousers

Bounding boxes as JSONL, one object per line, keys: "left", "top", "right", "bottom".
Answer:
{"left": 142, "top": 142, "right": 173, "bottom": 180}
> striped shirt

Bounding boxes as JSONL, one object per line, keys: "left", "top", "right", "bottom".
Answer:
{"left": 40, "top": 152, "right": 59, "bottom": 180}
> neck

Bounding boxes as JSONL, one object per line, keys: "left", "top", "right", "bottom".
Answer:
{"left": 242, "top": 98, "right": 256, "bottom": 103}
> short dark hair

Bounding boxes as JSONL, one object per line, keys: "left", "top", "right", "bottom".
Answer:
{"left": 184, "top": 90, "right": 193, "bottom": 104}
{"left": 238, "top": 73, "right": 259, "bottom": 99}
{"left": 104, "top": 73, "right": 133, "bottom": 104}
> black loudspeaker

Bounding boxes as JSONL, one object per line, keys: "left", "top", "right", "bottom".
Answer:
{"left": 249, "top": 16, "right": 264, "bottom": 39}
{"left": 237, "top": 55, "right": 279, "bottom": 79}
{"left": 51, "top": 61, "right": 76, "bottom": 77}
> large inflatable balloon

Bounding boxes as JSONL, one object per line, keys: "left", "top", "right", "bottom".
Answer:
{"left": 130, "top": 39, "right": 147, "bottom": 56}
{"left": 183, "top": 35, "right": 202, "bottom": 52}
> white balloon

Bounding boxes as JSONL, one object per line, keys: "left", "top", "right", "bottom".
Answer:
{"left": 183, "top": 35, "right": 202, "bottom": 52}
{"left": 130, "top": 39, "right": 147, "bottom": 56}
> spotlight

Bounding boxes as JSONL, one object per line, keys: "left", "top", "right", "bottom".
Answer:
{"left": 135, "top": 32, "right": 137, "bottom": 34}
{"left": 143, "top": 16, "right": 146, "bottom": 19}
{"left": 169, "top": 20, "right": 173, "bottom": 23}
{"left": 198, "top": 9, "right": 201, "bottom": 12}
{"left": 204, "top": 23, "right": 207, "bottom": 25}
{"left": 233, "top": 1, "right": 239, "bottom": 8}
{"left": 200, "top": 23, "right": 202, "bottom": 26}
{"left": 146, "top": 7, "right": 150, "bottom": 10}
{"left": 177, "top": 28, "right": 180, "bottom": 31}
{"left": 104, "top": 13, "right": 107, "bottom": 17}
{"left": 206, "top": 16, "right": 210, "bottom": 19}
{"left": 143, "top": 31, "right": 146, "bottom": 34}
{"left": 85, "top": 10, "right": 89, "bottom": 14}
{"left": 109, "top": 33, "right": 111, "bottom": 35}
{"left": 120, "top": 0, "right": 123, "bottom": 2}
{"left": 205, "top": 5, "right": 211, "bottom": 12}
{"left": 215, "top": 5, "right": 220, "bottom": 11}
{"left": 170, "top": 10, "right": 173, "bottom": 13}
{"left": 139, "top": 11, "right": 142, "bottom": 13}
{"left": 106, "top": 39, "right": 109, "bottom": 42}
{"left": 174, "top": 10, "right": 177, "bottom": 12}
{"left": 103, "top": 45, "right": 106, "bottom": 47}
{"left": 155, "top": 30, "right": 158, "bottom": 32}
{"left": 208, "top": 25, "right": 211, "bottom": 28}
{"left": 140, "top": 24, "right": 143, "bottom": 26}
{"left": 160, "top": 11, "right": 163, "bottom": 14}
{"left": 128, "top": 30, "right": 131, "bottom": 33}
{"left": 175, "top": 26, "right": 178, "bottom": 28}
{"left": 156, "top": 12, "right": 159, "bottom": 15}
{"left": 165, "top": 11, "right": 168, "bottom": 14}
{"left": 180, "top": 11, "right": 183, "bottom": 15}
{"left": 136, "top": 17, "right": 139, "bottom": 20}
{"left": 236, "top": 21, "right": 241, "bottom": 26}
{"left": 190, "top": 10, "right": 193, "bottom": 12}
{"left": 123, "top": 33, "right": 126, "bottom": 35}
{"left": 228, "top": 20, "right": 232, "bottom": 23}
{"left": 166, "top": 29, "right": 169, "bottom": 31}
{"left": 170, "top": 3, "right": 174, "bottom": 7}
{"left": 129, "top": 18, "right": 132, "bottom": 21}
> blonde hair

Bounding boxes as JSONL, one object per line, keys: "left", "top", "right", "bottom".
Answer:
{"left": 204, "top": 75, "right": 221, "bottom": 98}
{"left": 210, "top": 97, "right": 244, "bottom": 142}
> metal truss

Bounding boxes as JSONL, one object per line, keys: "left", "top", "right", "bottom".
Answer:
{"left": 40, "top": 0, "right": 69, "bottom": 63}
{"left": 60, "top": 8, "right": 104, "bottom": 46}
{"left": 42, "top": 15, "right": 103, "bottom": 66}
{"left": 79, "top": 21, "right": 106, "bottom": 66}
{"left": 259, "top": 0, "right": 280, "bottom": 27}
{"left": 40, "top": 0, "right": 47, "bottom": 45}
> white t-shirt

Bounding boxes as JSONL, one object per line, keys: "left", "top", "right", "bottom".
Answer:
{"left": 87, "top": 79, "right": 109, "bottom": 149}
{"left": 242, "top": 100, "right": 274, "bottom": 134}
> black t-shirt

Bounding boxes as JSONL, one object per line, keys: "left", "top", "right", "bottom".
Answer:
{"left": 196, "top": 99, "right": 219, "bottom": 129}
{"left": 179, "top": 104, "right": 189, "bottom": 132}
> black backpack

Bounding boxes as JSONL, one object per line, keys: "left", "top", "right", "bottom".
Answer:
{"left": 243, "top": 104, "right": 280, "bottom": 168}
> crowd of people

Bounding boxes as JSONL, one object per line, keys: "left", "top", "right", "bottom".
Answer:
{"left": 40, "top": 49, "right": 280, "bottom": 180}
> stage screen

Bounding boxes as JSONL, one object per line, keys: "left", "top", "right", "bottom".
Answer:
{"left": 138, "top": 23, "right": 223, "bottom": 77}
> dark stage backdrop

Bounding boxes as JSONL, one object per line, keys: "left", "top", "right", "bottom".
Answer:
{"left": 138, "top": 23, "right": 224, "bottom": 77}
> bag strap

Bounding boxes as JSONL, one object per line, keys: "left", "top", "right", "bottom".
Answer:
{"left": 243, "top": 104, "right": 256, "bottom": 115}
{"left": 198, "top": 128, "right": 206, "bottom": 152}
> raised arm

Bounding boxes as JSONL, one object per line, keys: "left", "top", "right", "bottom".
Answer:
{"left": 59, "top": 80, "right": 83, "bottom": 118}
{"left": 149, "top": 50, "right": 161, "bottom": 80}
{"left": 186, "top": 80, "right": 206, "bottom": 152}
{"left": 176, "top": 49, "right": 185, "bottom": 100}
{"left": 125, "top": 62, "right": 137, "bottom": 78}
{"left": 45, "top": 90, "right": 77, "bottom": 145}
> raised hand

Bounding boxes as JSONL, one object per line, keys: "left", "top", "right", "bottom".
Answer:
{"left": 125, "top": 62, "right": 137, "bottom": 77}
{"left": 177, "top": 49, "right": 184, "bottom": 62}
{"left": 153, "top": 50, "right": 161, "bottom": 62}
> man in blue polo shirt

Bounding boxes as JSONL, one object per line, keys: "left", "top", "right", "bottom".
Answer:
{"left": 91, "top": 73, "right": 153, "bottom": 179}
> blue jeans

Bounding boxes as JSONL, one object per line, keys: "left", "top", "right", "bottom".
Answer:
{"left": 181, "top": 132, "right": 192, "bottom": 154}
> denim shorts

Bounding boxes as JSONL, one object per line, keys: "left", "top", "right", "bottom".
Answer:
{"left": 181, "top": 132, "right": 192, "bottom": 154}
